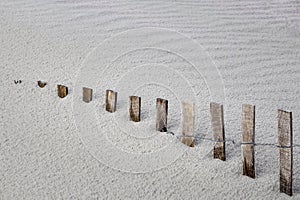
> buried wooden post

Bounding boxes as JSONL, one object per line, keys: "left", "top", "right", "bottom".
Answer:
{"left": 37, "top": 80, "right": 47, "bottom": 88}
{"left": 278, "top": 109, "right": 293, "bottom": 196}
{"left": 129, "top": 96, "right": 141, "bottom": 122}
{"left": 210, "top": 102, "right": 226, "bottom": 161}
{"left": 106, "top": 90, "right": 117, "bottom": 113}
{"left": 181, "top": 101, "right": 194, "bottom": 147}
{"left": 57, "top": 84, "right": 68, "bottom": 98}
{"left": 241, "top": 104, "right": 255, "bottom": 179}
{"left": 156, "top": 98, "right": 168, "bottom": 132}
{"left": 83, "top": 87, "right": 93, "bottom": 103}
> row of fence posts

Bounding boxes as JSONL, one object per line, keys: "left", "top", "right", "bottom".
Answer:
{"left": 38, "top": 81, "right": 294, "bottom": 196}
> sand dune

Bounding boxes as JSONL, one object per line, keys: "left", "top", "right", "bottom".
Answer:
{"left": 1, "top": 0, "right": 300, "bottom": 199}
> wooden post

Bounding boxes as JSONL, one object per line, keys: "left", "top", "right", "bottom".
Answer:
{"left": 37, "top": 81, "right": 47, "bottom": 88}
{"left": 156, "top": 98, "right": 168, "bottom": 132}
{"left": 129, "top": 96, "right": 141, "bottom": 122}
{"left": 106, "top": 90, "right": 117, "bottom": 113}
{"left": 210, "top": 102, "right": 225, "bottom": 161}
{"left": 83, "top": 87, "right": 93, "bottom": 103}
{"left": 241, "top": 104, "right": 255, "bottom": 179}
{"left": 182, "top": 101, "right": 194, "bottom": 147}
{"left": 278, "top": 109, "right": 293, "bottom": 196}
{"left": 57, "top": 85, "right": 68, "bottom": 98}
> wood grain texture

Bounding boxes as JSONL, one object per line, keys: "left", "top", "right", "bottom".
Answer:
{"left": 278, "top": 109, "right": 293, "bottom": 196}
{"left": 83, "top": 87, "right": 93, "bottom": 103}
{"left": 181, "top": 101, "right": 194, "bottom": 147}
{"left": 210, "top": 102, "right": 225, "bottom": 161}
{"left": 241, "top": 104, "right": 255, "bottom": 178}
{"left": 106, "top": 90, "right": 117, "bottom": 113}
{"left": 156, "top": 98, "right": 168, "bottom": 132}
{"left": 37, "top": 80, "right": 47, "bottom": 88}
{"left": 129, "top": 96, "right": 141, "bottom": 122}
{"left": 57, "top": 84, "right": 68, "bottom": 98}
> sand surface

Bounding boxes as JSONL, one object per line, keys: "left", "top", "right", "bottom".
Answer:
{"left": 1, "top": 0, "right": 300, "bottom": 199}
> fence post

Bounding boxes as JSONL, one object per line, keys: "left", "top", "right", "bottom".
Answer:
{"left": 156, "top": 98, "right": 168, "bottom": 132}
{"left": 106, "top": 90, "right": 117, "bottom": 113}
{"left": 83, "top": 87, "right": 93, "bottom": 103}
{"left": 129, "top": 96, "right": 141, "bottom": 122}
{"left": 241, "top": 104, "right": 255, "bottom": 179}
{"left": 37, "top": 81, "right": 47, "bottom": 88}
{"left": 57, "top": 85, "right": 68, "bottom": 98}
{"left": 182, "top": 101, "right": 194, "bottom": 147}
{"left": 210, "top": 102, "right": 225, "bottom": 161}
{"left": 278, "top": 109, "right": 293, "bottom": 196}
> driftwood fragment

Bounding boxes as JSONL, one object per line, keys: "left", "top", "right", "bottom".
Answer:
{"left": 83, "top": 87, "right": 93, "bottom": 103}
{"left": 106, "top": 90, "right": 117, "bottom": 113}
{"left": 129, "top": 96, "right": 141, "bottom": 122}
{"left": 181, "top": 101, "right": 194, "bottom": 147}
{"left": 156, "top": 98, "right": 168, "bottom": 132}
{"left": 210, "top": 102, "right": 226, "bottom": 161}
{"left": 37, "top": 81, "right": 47, "bottom": 88}
{"left": 278, "top": 109, "right": 293, "bottom": 196}
{"left": 57, "top": 84, "right": 68, "bottom": 98}
{"left": 241, "top": 104, "right": 256, "bottom": 178}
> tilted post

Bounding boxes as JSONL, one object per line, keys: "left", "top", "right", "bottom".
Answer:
{"left": 210, "top": 102, "right": 225, "bottom": 161}
{"left": 182, "top": 101, "right": 194, "bottom": 147}
{"left": 278, "top": 109, "right": 293, "bottom": 196}
{"left": 129, "top": 96, "right": 141, "bottom": 122}
{"left": 106, "top": 90, "right": 117, "bottom": 113}
{"left": 57, "top": 84, "right": 68, "bottom": 98}
{"left": 156, "top": 98, "right": 168, "bottom": 132}
{"left": 241, "top": 104, "right": 255, "bottom": 178}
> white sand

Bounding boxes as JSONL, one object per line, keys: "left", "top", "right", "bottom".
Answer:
{"left": 1, "top": 0, "right": 300, "bottom": 199}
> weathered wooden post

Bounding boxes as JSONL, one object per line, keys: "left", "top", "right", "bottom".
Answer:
{"left": 129, "top": 96, "right": 141, "bottom": 122}
{"left": 241, "top": 104, "right": 256, "bottom": 179}
{"left": 83, "top": 87, "right": 93, "bottom": 103}
{"left": 106, "top": 90, "right": 117, "bottom": 113}
{"left": 210, "top": 102, "right": 225, "bottom": 161}
{"left": 156, "top": 98, "right": 168, "bottom": 132}
{"left": 57, "top": 84, "right": 68, "bottom": 98}
{"left": 278, "top": 109, "right": 293, "bottom": 196}
{"left": 37, "top": 80, "right": 47, "bottom": 88}
{"left": 182, "top": 101, "right": 194, "bottom": 147}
